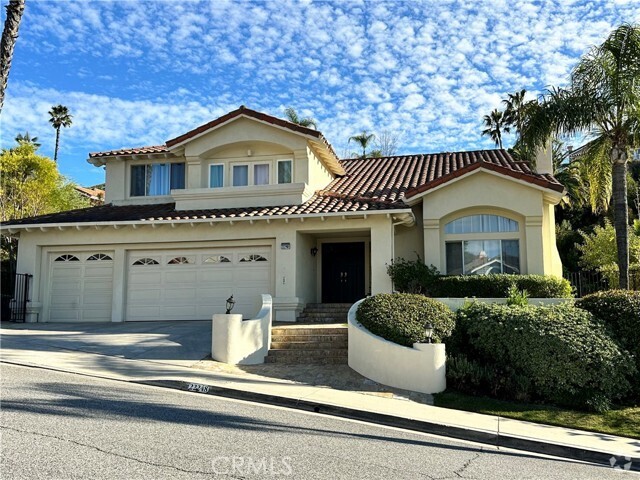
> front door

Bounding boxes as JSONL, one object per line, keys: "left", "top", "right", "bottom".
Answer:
{"left": 321, "top": 242, "right": 365, "bottom": 303}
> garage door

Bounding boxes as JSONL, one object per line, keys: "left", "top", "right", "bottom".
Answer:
{"left": 47, "top": 252, "right": 114, "bottom": 322}
{"left": 126, "top": 246, "right": 273, "bottom": 321}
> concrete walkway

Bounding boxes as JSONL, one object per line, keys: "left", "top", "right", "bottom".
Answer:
{"left": 1, "top": 321, "right": 638, "bottom": 470}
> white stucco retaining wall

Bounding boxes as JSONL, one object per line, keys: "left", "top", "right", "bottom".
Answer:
{"left": 347, "top": 299, "right": 446, "bottom": 394}
{"left": 434, "top": 297, "right": 573, "bottom": 311}
{"left": 211, "top": 294, "right": 272, "bottom": 365}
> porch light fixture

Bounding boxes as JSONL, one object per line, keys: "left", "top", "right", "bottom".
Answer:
{"left": 424, "top": 323, "right": 434, "bottom": 343}
{"left": 225, "top": 295, "right": 235, "bottom": 314}
{"left": 310, "top": 247, "right": 318, "bottom": 257}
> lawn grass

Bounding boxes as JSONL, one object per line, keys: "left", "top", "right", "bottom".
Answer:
{"left": 433, "top": 391, "right": 640, "bottom": 439}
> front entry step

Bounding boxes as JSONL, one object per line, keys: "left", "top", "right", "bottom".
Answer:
{"left": 266, "top": 324, "right": 348, "bottom": 365}
{"left": 296, "top": 303, "right": 352, "bottom": 324}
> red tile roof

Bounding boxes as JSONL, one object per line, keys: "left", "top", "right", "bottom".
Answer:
{"left": 89, "top": 145, "right": 170, "bottom": 158}
{"left": 4, "top": 149, "right": 563, "bottom": 227}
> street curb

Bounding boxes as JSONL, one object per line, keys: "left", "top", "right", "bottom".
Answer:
{"left": 2, "top": 360, "right": 637, "bottom": 472}
{"left": 136, "top": 378, "right": 639, "bottom": 472}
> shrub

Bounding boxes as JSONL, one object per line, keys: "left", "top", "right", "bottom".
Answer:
{"left": 506, "top": 285, "right": 529, "bottom": 307}
{"left": 429, "top": 274, "right": 573, "bottom": 299}
{"left": 452, "top": 302, "right": 635, "bottom": 412}
{"left": 597, "top": 263, "right": 640, "bottom": 289}
{"left": 577, "top": 290, "right": 640, "bottom": 393}
{"left": 386, "top": 256, "right": 440, "bottom": 295}
{"left": 355, "top": 293, "right": 455, "bottom": 347}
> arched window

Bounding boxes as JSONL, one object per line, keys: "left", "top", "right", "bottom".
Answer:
{"left": 168, "top": 256, "right": 192, "bottom": 265}
{"left": 239, "top": 254, "right": 268, "bottom": 263}
{"left": 54, "top": 254, "right": 80, "bottom": 262}
{"left": 204, "top": 255, "right": 231, "bottom": 264}
{"left": 444, "top": 214, "right": 520, "bottom": 275}
{"left": 87, "top": 253, "right": 113, "bottom": 261}
{"left": 132, "top": 258, "right": 160, "bottom": 266}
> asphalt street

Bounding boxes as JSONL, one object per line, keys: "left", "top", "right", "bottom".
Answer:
{"left": 0, "top": 363, "right": 635, "bottom": 479}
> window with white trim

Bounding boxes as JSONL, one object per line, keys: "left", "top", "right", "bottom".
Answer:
{"left": 278, "top": 159, "right": 292, "bottom": 184}
{"left": 168, "top": 256, "right": 193, "bottom": 265}
{"left": 239, "top": 254, "right": 268, "bottom": 263}
{"left": 204, "top": 255, "right": 231, "bottom": 264}
{"left": 132, "top": 258, "right": 160, "bottom": 266}
{"left": 209, "top": 164, "right": 224, "bottom": 188}
{"left": 131, "top": 163, "right": 185, "bottom": 196}
{"left": 445, "top": 214, "right": 520, "bottom": 275}
{"left": 254, "top": 164, "right": 269, "bottom": 185}
{"left": 232, "top": 165, "right": 249, "bottom": 186}
{"left": 54, "top": 254, "right": 80, "bottom": 262}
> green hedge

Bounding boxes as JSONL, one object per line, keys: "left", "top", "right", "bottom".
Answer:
{"left": 387, "top": 258, "right": 573, "bottom": 298}
{"left": 451, "top": 302, "right": 635, "bottom": 412}
{"left": 577, "top": 290, "right": 640, "bottom": 394}
{"left": 429, "top": 274, "right": 573, "bottom": 298}
{"left": 355, "top": 293, "right": 455, "bottom": 347}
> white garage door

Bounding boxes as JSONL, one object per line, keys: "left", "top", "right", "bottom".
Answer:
{"left": 126, "top": 246, "right": 273, "bottom": 321}
{"left": 47, "top": 252, "right": 114, "bottom": 322}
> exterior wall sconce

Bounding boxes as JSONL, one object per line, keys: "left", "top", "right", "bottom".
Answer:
{"left": 424, "top": 323, "right": 434, "bottom": 343}
{"left": 225, "top": 295, "right": 236, "bottom": 314}
{"left": 247, "top": 149, "right": 253, "bottom": 157}
{"left": 310, "top": 247, "right": 318, "bottom": 257}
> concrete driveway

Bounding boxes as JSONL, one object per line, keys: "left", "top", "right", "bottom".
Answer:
{"left": 0, "top": 321, "right": 211, "bottom": 367}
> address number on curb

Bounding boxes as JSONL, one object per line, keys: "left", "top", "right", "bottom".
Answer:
{"left": 187, "top": 383, "right": 210, "bottom": 393}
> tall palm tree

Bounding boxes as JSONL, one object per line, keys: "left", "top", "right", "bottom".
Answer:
{"left": 522, "top": 23, "right": 640, "bottom": 288}
{"left": 481, "top": 109, "right": 509, "bottom": 149}
{"left": 349, "top": 131, "right": 376, "bottom": 158}
{"left": 0, "top": 0, "right": 25, "bottom": 115}
{"left": 15, "top": 131, "right": 40, "bottom": 148}
{"left": 284, "top": 107, "right": 317, "bottom": 129}
{"left": 48, "top": 104, "right": 73, "bottom": 163}
{"left": 502, "top": 89, "right": 531, "bottom": 136}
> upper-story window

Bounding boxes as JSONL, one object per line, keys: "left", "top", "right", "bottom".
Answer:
{"left": 233, "top": 165, "right": 249, "bottom": 186}
{"left": 209, "top": 164, "right": 224, "bottom": 188}
{"left": 131, "top": 163, "right": 185, "bottom": 197}
{"left": 254, "top": 164, "right": 269, "bottom": 185}
{"left": 278, "top": 160, "right": 292, "bottom": 184}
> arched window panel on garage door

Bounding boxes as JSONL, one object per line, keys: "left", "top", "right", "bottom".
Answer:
{"left": 239, "top": 254, "right": 268, "bottom": 263}
{"left": 204, "top": 255, "right": 231, "bottom": 264}
{"left": 168, "top": 256, "right": 194, "bottom": 265}
{"left": 132, "top": 258, "right": 160, "bottom": 266}
{"left": 87, "top": 253, "right": 113, "bottom": 261}
{"left": 54, "top": 254, "right": 80, "bottom": 262}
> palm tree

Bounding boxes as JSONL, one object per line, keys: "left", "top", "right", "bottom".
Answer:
{"left": 0, "top": 0, "right": 25, "bottom": 115}
{"left": 521, "top": 23, "right": 640, "bottom": 288}
{"left": 481, "top": 109, "right": 509, "bottom": 149}
{"left": 48, "top": 104, "right": 73, "bottom": 163}
{"left": 349, "top": 131, "right": 376, "bottom": 158}
{"left": 15, "top": 131, "right": 40, "bottom": 148}
{"left": 284, "top": 107, "right": 317, "bottom": 129}
{"left": 502, "top": 89, "right": 531, "bottom": 136}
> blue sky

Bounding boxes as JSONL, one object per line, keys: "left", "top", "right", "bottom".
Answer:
{"left": 2, "top": 0, "right": 639, "bottom": 187}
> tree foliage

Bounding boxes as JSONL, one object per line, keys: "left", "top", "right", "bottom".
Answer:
{"left": 0, "top": 143, "right": 89, "bottom": 222}
{"left": 577, "top": 220, "right": 640, "bottom": 270}
{"left": 48, "top": 104, "right": 73, "bottom": 163}
{"left": 283, "top": 107, "right": 317, "bottom": 129}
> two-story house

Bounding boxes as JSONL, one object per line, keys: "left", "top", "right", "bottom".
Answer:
{"left": 3, "top": 106, "right": 564, "bottom": 323}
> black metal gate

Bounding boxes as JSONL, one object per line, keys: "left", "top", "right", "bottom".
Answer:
{"left": 8, "top": 273, "right": 32, "bottom": 322}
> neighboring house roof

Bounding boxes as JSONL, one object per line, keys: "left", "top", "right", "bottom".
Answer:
{"left": 74, "top": 186, "right": 105, "bottom": 202}
{"left": 3, "top": 149, "right": 563, "bottom": 228}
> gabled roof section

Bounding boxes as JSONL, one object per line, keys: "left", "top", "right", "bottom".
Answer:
{"left": 326, "top": 149, "right": 563, "bottom": 204}
{"left": 89, "top": 145, "right": 170, "bottom": 158}
{"left": 165, "top": 105, "right": 344, "bottom": 175}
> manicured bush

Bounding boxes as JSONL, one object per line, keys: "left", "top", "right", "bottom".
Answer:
{"left": 451, "top": 302, "right": 635, "bottom": 412}
{"left": 355, "top": 293, "right": 454, "bottom": 347}
{"left": 577, "top": 290, "right": 640, "bottom": 386}
{"left": 429, "top": 274, "right": 573, "bottom": 299}
{"left": 386, "top": 256, "right": 440, "bottom": 295}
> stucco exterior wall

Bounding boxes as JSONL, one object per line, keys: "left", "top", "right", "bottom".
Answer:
{"left": 419, "top": 171, "right": 562, "bottom": 276}
{"left": 14, "top": 213, "right": 398, "bottom": 323}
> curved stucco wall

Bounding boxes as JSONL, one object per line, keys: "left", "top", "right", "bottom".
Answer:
{"left": 211, "top": 294, "right": 272, "bottom": 365}
{"left": 347, "top": 299, "right": 446, "bottom": 394}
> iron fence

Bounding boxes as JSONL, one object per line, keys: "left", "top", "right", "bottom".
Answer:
{"left": 564, "top": 270, "right": 640, "bottom": 297}
{"left": 7, "top": 273, "right": 32, "bottom": 322}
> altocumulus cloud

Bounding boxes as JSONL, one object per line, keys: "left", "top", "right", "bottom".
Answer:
{"left": 1, "top": 0, "right": 638, "bottom": 184}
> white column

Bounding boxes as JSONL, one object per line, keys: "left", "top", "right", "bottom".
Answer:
{"left": 111, "top": 247, "right": 126, "bottom": 322}
{"left": 370, "top": 218, "right": 394, "bottom": 294}
{"left": 423, "top": 219, "right": 441, "bottom": 271}
{"left": 525, "top": 216, "right": 544, "bottom": 275}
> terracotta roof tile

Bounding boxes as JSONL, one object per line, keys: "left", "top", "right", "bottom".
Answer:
{"left": 5, "top": 149, "right": 563, "bottom": 227}
{"left": 89, "top": 145, "right": 170, "bottom": 158}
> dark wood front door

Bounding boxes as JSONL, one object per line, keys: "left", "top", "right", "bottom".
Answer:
{"left": 321, "top": 242, "right": 365, "bottom": 303}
